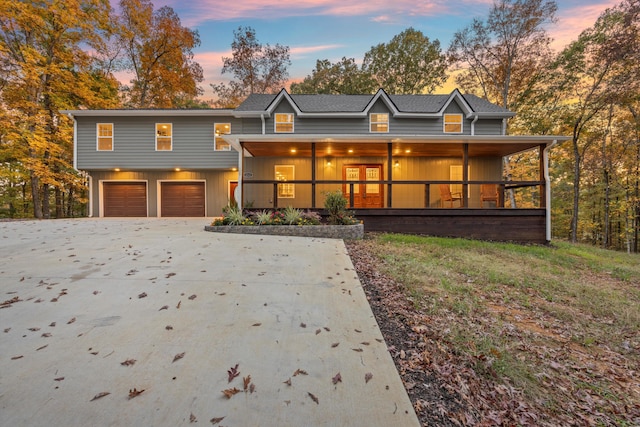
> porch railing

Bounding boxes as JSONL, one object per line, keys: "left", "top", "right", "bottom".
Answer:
{"left": 240, "top": 179, "right": 545, "bottom": 209}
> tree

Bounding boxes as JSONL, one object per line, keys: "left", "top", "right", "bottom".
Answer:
{"left": 540, "top": 0, "right": 640, "bottom": 244}
{"left": 211, "top": 26, "right": 290, "bottom": 107}
{"left": 118, "top": 0, "right": 203, "bottom": 108}
{"left": 362, "top": 28, "right": 447, "bottom": 94}
{"left": 290, "top": 57, "right": 376, "bottom": 94}
{"left": 0, "top": 0, "right": 118, "bottom": 218}
{"left": 448, "top": 0, "right": 557, "bottom": 110}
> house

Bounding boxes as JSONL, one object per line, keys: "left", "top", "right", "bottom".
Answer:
{"left": 63, "top": 88, "right": 568, "bottom": 243}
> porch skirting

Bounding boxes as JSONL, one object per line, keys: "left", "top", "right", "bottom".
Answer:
{"left": 204, "top": 223, "right": 364, "bottom": 240}
{"left": 353, "top": 208, "right": 547, "bottom": 244}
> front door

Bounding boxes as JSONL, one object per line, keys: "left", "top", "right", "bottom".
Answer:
{"left": 342, "top": 164, "right": 383, "bottom": 208}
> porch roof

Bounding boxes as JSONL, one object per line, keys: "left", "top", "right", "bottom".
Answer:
{"left": 222, "top": 134, "right": 570, "bottom": 158}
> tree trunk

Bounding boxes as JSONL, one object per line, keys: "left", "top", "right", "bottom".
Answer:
{"left": 56, "top": 187, "right": 63, "bottom": 218}
{"left": 31, "top": 173, "right": 42, "bottom": 219}
{"left": 570, "top": 135, "right": 581, "bottom": 243}
{"left": 42, "top": 183, "right": 50, "bottom": 219}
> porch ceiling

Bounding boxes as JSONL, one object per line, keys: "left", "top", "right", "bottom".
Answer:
{"left": 240, "top": 139, "right": 548, "bottom": 158}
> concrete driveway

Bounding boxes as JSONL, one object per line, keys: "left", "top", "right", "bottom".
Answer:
{"left": 0, "top": 218, "right": 418, "bottom": 426}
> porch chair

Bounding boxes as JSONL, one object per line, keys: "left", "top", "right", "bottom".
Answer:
{"left": 439, "top": 184, "right": 462, "bottom": 208}
{"left": 480, "top": 184, "right": 499, "bottom": 207}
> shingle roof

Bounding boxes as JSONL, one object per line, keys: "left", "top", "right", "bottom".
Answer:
{"left": 235, "top": 91, "right": 513, "bottom": 115}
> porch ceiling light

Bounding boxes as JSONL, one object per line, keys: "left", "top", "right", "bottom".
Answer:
{"left": 348, "top": 149, "right": 354, "bottom": 153}
{"left": 290, "top": 148, "right": 297, "bottom": 154}
{"left": 394, "top": 160, "right": 400, "bottom": 167}
{"left": 114, "top": 168, "right": 120, "bottom": 172}
{"left": 175, "top": 168, "right": 181, "bottom": 171}
{"left": 405, "top": 149, "right": 411, "bottom": 153}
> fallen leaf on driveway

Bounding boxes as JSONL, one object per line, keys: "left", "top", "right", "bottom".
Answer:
{"left": 188, "top": 294, "right": 196, "bottom": 300}
{"left": 90, "top": 392, "right": 110, "bottom": 401}
{"left": 331, "top": 342, "right": 340, "bottom": 348}
{"left": 221, "top": 388, "right": 240, "bottom": 399}
{"left": 227, "top": 364, "right": 240, "bottom": 382}
{"left": 172, "top": 352, "right": 185, "bottom": 363}
{"left": 41, "top": 332, "right": 51, "bottom": 338}
{"left": 243, "top": 375, "right": 251, "bottom": 391}
{"left": 67, "top": 317, "right": 76, "bottom": 324}
{"left": 365, "top": 373, "right": 373, "bottom": 383}
{"left": 11, "top": 355, "right": 23, "bottom": 360}
{"left": 332, "top": 372, "right": 342, "bottom": 385}
{"left": 293, "top": 369, "right": 308, "bottom": 376}
{"left": 28, "top": 327, "right": 40, "bottom": 331}
{"left": 308, "top": 392, "right": 319, "bottom": 404}
{"left": 159, "top": 305, "right": 169, "bottom": 311}
{"left": 121, "top": 358, "right": 136, "bottom": 366}
{"left": 210, "top": 416, "right": 225, "bottom": 424}
{"left": 165, "top": 273, "right": 176, "bottom": 278}
{"left": 36, "top": 344, "right": 48, "bottom": 351}
{"left": 165, "top": 325, "right": 173, "bottom": 330}
{"left": 189, "top": 413, "right": 197, "bottom": 423}
{"left": 128, "top": 388, "right": 144, "bottom": 399}
{"left": 138, "top": 292, "right": 147, "bottom": 299}
{"left": 283, "top": 378, "right": 292, "bottom": 386}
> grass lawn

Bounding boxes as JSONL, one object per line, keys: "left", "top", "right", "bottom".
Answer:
{"left": 348, "top": 234, "right": 640, "bottom": 426}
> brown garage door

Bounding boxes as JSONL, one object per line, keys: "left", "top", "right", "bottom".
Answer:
{"left": 161, "top": 182, "right": 205, "bottom": 217}
{"left": 103, "top": 182, "right": 147, "bottom": 217}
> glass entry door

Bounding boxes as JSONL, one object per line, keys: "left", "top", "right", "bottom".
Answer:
{"left": 342, "top": 164, "right": 383, "bottom": 208}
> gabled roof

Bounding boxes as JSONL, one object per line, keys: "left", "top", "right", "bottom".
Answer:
{"left": 234, "top": 88, "right": 515, "bottom": 119}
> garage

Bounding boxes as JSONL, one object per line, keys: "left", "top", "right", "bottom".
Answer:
{"left": 103, "top": 182, "right": 148, "bottom": 217}
{"left": 160, "top": 182, "right": 205, "bottom": 217}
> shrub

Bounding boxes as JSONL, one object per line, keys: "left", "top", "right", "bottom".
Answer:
{"left": 283, "top": 206, "right": 303, "bottom": 225}
{"left": 224, "top": 204, "right": 249, "bottom": 225}
{"left": 253, "top": 209, "right": 272, "bottom": 225}
{"left": 300, "top": 210, "right": 322, "bottom": 225}
{"left": 324, "top": 190, "right": 358, "bottom": 225}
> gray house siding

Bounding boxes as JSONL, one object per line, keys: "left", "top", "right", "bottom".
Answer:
{"left": 76, "top": 116, "right": 239, "bottom": 170}
{"left": 88, "top": 170, "right": 237, "bottom": 217}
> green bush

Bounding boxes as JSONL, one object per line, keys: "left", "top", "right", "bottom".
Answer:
{"left": 324, "top": 190, "right": 358, "bottom": 225}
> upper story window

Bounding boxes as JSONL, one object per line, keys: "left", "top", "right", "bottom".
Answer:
{"left": 370, "top": 113, "right": 389, "bottom": 133}
{"left": 214, "top": 123, "right": 231, "bottom": 151}
{"left": 444, "top": 114, "right": 463, "bottom": 133}
{"left": 275, "top": 113, "right": 294, "bottom": 133}
{"left": 97, "top": 123, "right": 113, "bottom": 151}
{"left": 156, "top": 123, "right": 172, "bottom": 151}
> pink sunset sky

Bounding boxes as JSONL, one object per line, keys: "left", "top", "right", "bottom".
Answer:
{"left": 115, "top": 0, "right": 621, "bottom": 99}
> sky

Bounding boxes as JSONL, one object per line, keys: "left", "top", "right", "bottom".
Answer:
{"left": 122, "top": 0, "right": 620, "bottom": 100}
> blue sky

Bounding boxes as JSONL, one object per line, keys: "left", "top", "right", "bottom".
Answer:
{"left": 128, "top": 0, "right": 619, "bottom": 99}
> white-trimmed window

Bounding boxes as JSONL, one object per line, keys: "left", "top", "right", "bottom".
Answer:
{"left": 214, "top": 123, "right": 231, "bottom": 151}
{"left": 370, "top": 113, "right": 389, "bottom": 133}
{"left": 275, "top": 165, "right": 295, "bottom": 198}
{"left": 97, "top": 123, "right": 113, "bottom": 151}
{"left": 156, "top": 123, "right": 172, "bottom": 151}
{"left": 275, "top": 113, "right": 294, "bottom": 133}
{"left": 444, "top": 114, "right": 463, "bottom": 133}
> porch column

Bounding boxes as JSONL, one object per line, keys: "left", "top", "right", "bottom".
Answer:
{"left": 463, "top": 144, "right": 469, "bottom": 208}
{"left": 311, "top": 143, "right": 316, "bottom": 208}
{"left": 387, "top": 142, "right": 393, "bottom": 208}
{"left": 238, "top": 141, "right": 244, "bottom": 209}
{"left": 539, "top": 144, "right": 546, "bottom": 208}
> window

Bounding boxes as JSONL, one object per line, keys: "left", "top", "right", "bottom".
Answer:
{"left": 370, "top": 113, "right": 389, "bottom": 133}
{"left": 444, "top": 114, "right": 463, "bottom": 133}
{"left": 275, "top": 165, "right": 294, "bottom": 198}
{"left": 156, "top": 123, "right": 172, "bottom": 151}
{"left": 97, "top": 123, "right": 113, "bottom": 151}
{"left": 214, "top": 123, "right": 231, "bottom": 151}
{"left": 275, "top": 113, "right": 294, "bottom": 133}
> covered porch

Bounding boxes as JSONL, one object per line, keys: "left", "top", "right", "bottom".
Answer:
{"left": 225, "top": 134, "right": 566, "bottom": 243}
